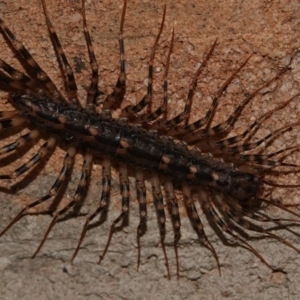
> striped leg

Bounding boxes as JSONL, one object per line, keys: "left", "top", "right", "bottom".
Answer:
{"left": 81, "top": 0, "right": 99, "bottom": 110}
{"left": 0, "top": 58, "right": 35, "bottom": 91}
{"left": 41, "top": 0, "right": 80, "bottom": 106}
{"left": 183, "top": 185, "right": 220, "bottom": 275}
{"left": 121, "top": 5, "right": 166, "bottom": 118}
{"left": 184, "top": 66, "right": 289, "bottom": 143}
{"left": 138, "top": 28, "right": 174, "bottom": 125}
{"left": 167, "top": 54, "right": 252, "bottom": 136}
{"left": 72, "top": 156, "right": 111, "bottom": 262}
{"left": 223, "top": 143, "right": 300, "bottom": 169}
{"left": 0, "top": 111, "right": 19, "bottom": 119}
{"left": 98, "top": 163, "right": 130, "bottom": 264}
{"left": 102, "top": 0, "right": 127, "bottom": 110}
{"left": 203, "top": 192, "right": 279, "bottom": 272}
{"left": 0, "top": 115, "right": 25, "bottom": 130}
{"left": 164, "top": 179, "right": 181, "bottom": 279}
{"left": 135, "top": 168, "right": 147, "bottom": 272}
{"left": 151, "top": 174, "right": 170, "bottom": 279}
{"left": 0, "top": 129, "right": 39, "bottom": 157}
{"left": 217, "top": 115, "right": 297, "bottom": 155}
{"left": 0, "top": 137, "right": 56, "bottom": 179}
{"left": 32, "top": 151, "right": 93, "bottom": 258}
{"left": 141, "top": 28, "right": 174, "bottom": 125}
{"left": 155, "top": 40, "right": 217, "bottom": 131}
{"left": 0, "top": 18, "right": 64, "bottom": 102}
{"left": 213, "top": 92, "right": 300, "bottom": 152}
{"left": 0, "top": 70, "right": 28, "bottom": 93}
{"left": 0, "top": 146, "right": 76, "bottom": 237}
{"left": 214, "top": 193, "right": 300, "bottom": 257}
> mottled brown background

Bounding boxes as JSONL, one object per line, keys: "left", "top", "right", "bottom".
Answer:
{"left": 0, "top": 0, "right": 300, "bottom": 299}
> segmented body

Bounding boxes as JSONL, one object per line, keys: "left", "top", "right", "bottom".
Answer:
{"left": 11, "top": 93, "right": 261, "bottom": 201}
{"left": 1, "top": 0, "right": 300, "bottom": 281}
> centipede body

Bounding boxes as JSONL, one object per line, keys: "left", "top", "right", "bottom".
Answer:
{"left": 1, "top": 0, "right": 300, "bottom": 299}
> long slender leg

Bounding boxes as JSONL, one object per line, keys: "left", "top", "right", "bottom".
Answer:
{"left": 0, "top": 129, "right": 39, "bottom": 157}
{"left": 259, "top": 197, "right": 300, "bottom": 220}
{"left": 0, "top": 111, "right": 19, "bottom": 119}
{"left": 201, "top": 120, "right": 300, "bottom": 167}
{"left": 0, "top": 115, "right": 25, "bottom": 130}
{"left": 0, "top": 146, "right": 76, "bottom": 237}
{"left": 236, "top": 208, "right": 299, "bottom": 225}
{"left": 32, "top": 151, "right": 93, "bottom": 258}
{"left": 157, "top": 40, "right": 217, "bottom": 130}
{"left": 203, "top": 192, "right": 279, "bottom": 271}
{"left": 0, "top": 70, "right": 29, "bottom": 93}
{"left": 41, "top": 0, "right": 80, "bottom": 106}
{"left": 102, "top": 0, "right": 127, "bottom": 109}
{"left": 184, "top": 66, "right": 289, "bottom": 143}
{"left": 0, "top": 137, "right": 56, "bottom": 179}
{"left": 81, "top": 0, "right": 99, "bottom": 110}
{"left": 224, "top": 143, "right": 300, "bottom": 169}
{"left": 0, "top": 58, "right": 34, "bottom": 90}
{"left": 0, "top": 18, "right": 65, "bottom": 102}
{"left": 213, "top": 92, "right": 300, "bottom": 151}
{"left": 72, "top": 156, "right": 111, "bottom": 262}
{"left": 183, "top": 185, "right": 220, "bottom": 275}
{"left": 167, "top": 54, "right": 252, "bottom": 136}
{"left": 138, "top": 28, "right": 174, "bottom": 125}
{"left": 98, "top": 163, "right": 130, "bottom": 263}
{"left": 151, "top": 174, "right": 170, "bottom": 279}
{"left": 135, "top": 168, "right": 147, "bottom": 272}
{"left": 228, "top": 120, "right": 300, "bottom": 154}
{"left": 121, "top": 5, "right": 166, "bottom": 117}
{"left": 164, "top": 179, "right": 181, "bottom": 279}
{"left": 214, "top": 194, "right": 300, "bottom": 256}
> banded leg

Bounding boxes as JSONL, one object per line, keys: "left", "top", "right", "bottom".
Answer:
{"left": 121, "top": 4, "right": 166, "bottom": 117}
{"left": 0, "top": 58, "right": 35, "bottom": 92}
{"left": 227, "top": 120, "right": 300, "bottom": 154}
{"left": 164, "top": 179, "right": 181, "bottom": 279}
{"left": 185, "top": 66, "right": 289, "bottom": 143}
{"left": 102, "top": 0, "right": 127, "bottom": 109}
{"left": 0, "top": 129, "right": 39, "bottom": 157}
{"left": 0, "top": 115, "right": 25, "bottom": 130}
{"left": 213, "top": 92, "right": 300, "bottom": 152}
{"left": 203, "top": 192, "right": 278, "bottom": 272}
{"left": 224, "top": 143, "right": 300, "bottom": 169}
{"left": 259, "top": 197, "right": 300, "bottom": 220}
{"left": 214, "top": 194, "right": 300, "bottom": 257}
{"left": 167, "top": 54, "right": 252, "bottom": 136}
{"left": 236, "top": 208, "right": 300, "bottom": 225}
{"left": 0, "top": 18, "right": 64, "bottom": 102}
{"left": 0, "top": 71, "right": 29, "bottom": 93}
{"left": 204, "top": 122, "right": 300, "bottom": 167}
{"left": 0, "top": 58, "right": 30, "bottom": 81}
{"left": 0, "top": 146, "right": 76, "bottom": 237}
{"left": 41, "top": 0, "right": 80, "bottom": 106}
{"left": 72, "top": 156, "right": 111, "bottom": 262}
{"left": 183, "top": 185, "right": 220, "bottom": 274}
{"left": 156, "top": 39, "right": 217, "bottom": 130}
{"left": 32, "top": 151, "right": 93, "bottom": 258}
{"left": 98, "top": 163, "right": 130, "bottom": 264}
{"left": 82, "top": 0, "right": 99, "bottom": 110}
{"left": 135, "top": 168, "right": 147, "bottom": 272}
{"left": 136, "top": 27, "right": 174, "bottom": 124}
{"left": 0, "top": 110, "right": 19, "bottom": 119}
{"left": 151, "top": 174, "right": 170, "bottom": 279}
{"left": 0, "top": 137, "right": 56, "bottom": 179}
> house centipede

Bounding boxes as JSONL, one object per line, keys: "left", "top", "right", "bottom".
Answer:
{"left": 0, "top": 0, "right": 300, "bottom": 280}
